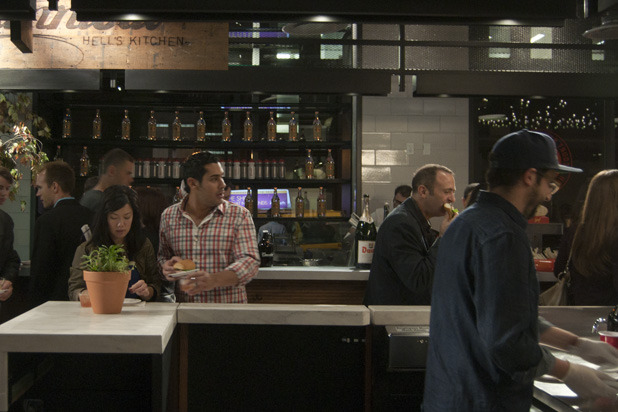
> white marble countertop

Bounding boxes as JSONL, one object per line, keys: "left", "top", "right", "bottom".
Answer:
{"left": 368, "top": 306, "right": 431, "bottom": 326}
{"left": 0, "top": 301, "right": 178, "bottom": 354}
{"left": 177, "top": 303, "right": 370, "bottom": 326}
{"left": 256, "top": 266, "right": 369, "bottom": 281}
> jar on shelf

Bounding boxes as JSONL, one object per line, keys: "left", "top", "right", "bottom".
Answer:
{"left": 172, "top": 159, "right": 181, "bottom": 179}
{"left": 256, "top": 159, "right": 263, "bottom": 179}
{"left": 270, "top": 159, "right": 278, "bottom": 179}
{"left": 247, "top": 159, "right": 256, "bottom": 180}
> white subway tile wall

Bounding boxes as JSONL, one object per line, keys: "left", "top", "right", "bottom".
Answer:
{"left": 361, "top": 96, "right": 469, "bottom": 216}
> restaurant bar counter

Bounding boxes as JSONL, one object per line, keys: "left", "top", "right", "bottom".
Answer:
{"left": 0, "top": 302, "right": 605, "bottom": 411}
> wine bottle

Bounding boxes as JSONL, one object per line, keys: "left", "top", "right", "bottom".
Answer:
{"left": 53, "top": 145, "right": 62, "bottom": 161}
{"left": 271, "top": 187, "right": 280, "bottom": 217}
{"left": 172, "top": 111, "right": 181, "bottom": 141}
{"left": 267, "top": 111, "right": 276, "bottom": 141}
{"left": 121, "top": 109, "right": 131, "bottom": 141}
{"left": 79, "top": 146, "right": 90, "bottom": 177}
{"left": 196, "top": 111, "right": 206, "bottom": 142}
{"left": 355, "top": 194, "right": 377, "bottom": 269}
{"left": 147, "top": 110, "right": 157, "bottom": 141}
{"left": 305, "top": 149, "right": 314, "bottom": 179}
{"left": 62, "top": 108, "right": 71, "bottom": 139}
{"left": 92, "top": 109, "right": 102, "bottom": 140}
{"left": 325, "top": 149, "right": 335, "bottom": 179}
{"left": 258, "top": 230, "right": 274, "bottom": 267}
{"left": 295, "top": 187, "right": 304, "bottom": 218}
{"left": 222, "top": 111, "right": 231, "bottom": 142}
{"left": 244, "top": 187, "right": 254, "bottom": 217}
{"left": 313, "top": 111, "right": 322, "bottom": 141}
{"left": 317, "top": 186, "right": 327, "bottom": 218}
{"left": 243, "top": 111, "right": 253, "bottom": 142}
{"left": 288, "top": 111, "right": 298, "bottom": 141}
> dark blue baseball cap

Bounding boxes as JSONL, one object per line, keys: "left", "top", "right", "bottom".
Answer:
{"left": 490, "top": 129, "right": 582, "bottom": 173}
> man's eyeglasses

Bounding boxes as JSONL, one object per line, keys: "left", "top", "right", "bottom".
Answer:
{"left": 534, "top": 171, "right": 560, "bottom": 195}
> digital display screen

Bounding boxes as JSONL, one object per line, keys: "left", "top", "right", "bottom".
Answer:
{"left": 229, "top": 188, "right": 291, "bottom": 211}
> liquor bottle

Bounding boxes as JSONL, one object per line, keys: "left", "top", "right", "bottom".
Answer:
{"left": 244, "top": 187, "right": 254, "bottom": 217}
{"left": 295, "top": 187, "right": 304, "bottom": 218}
{"left": 147, "top": 110, "right": 157, "bottom": 141}
{"left": 305, "top": 149, "right": 314, "bottom": 179}
{"left": 317, "top": 187, "right": 327, "bottom": 218}
{"left": 288, "top": 111, "right": 298, "bottom": 141}
{"left": 222, "top": 111, "right": 231, "bottom": 142}
{"left": 121, "top": 109, "right": 131, "bottom": 140}
{"left": 92, "top": 109, "right": 102, "bottom": 140}
{"left": 196, "top": 111, "right": 206, "bottom": 142}
{"left": 355, "top": 194, "right": 378, "bottom": 269}
{"left": 313, "top": 111, "right": 322, "bottom": 141}
{"left": 383, "top": 202, "right": 390, "bottom": 220}
{"left": 62, "top": 108, "right": 71, "bottom": 139}
{"left": 79, "top": 146, "right": 90, "bottom": 177}
{"left": 53, "top": 145, "right": 62, "bottom": 161}
{"left": 172, "top": 111, "right": 181, "bottom": 141}
{"left": 271, "top": 187, "right": 281, "bottom": 217}
{"left": 267, "top": 111, "right": 277, "bottom": 141}
{"left": 243, "top": 111, "right": 253, "bottom": 142}
{"left": 258, "top": 230, "right": 274, "bottom": 267}
{"left": 304, "top": 190, "right": 310, "bottom": 212}
{"left": 325, "top": 149, "right": 335, "bottom": 179}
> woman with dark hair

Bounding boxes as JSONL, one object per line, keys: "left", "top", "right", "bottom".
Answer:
{"left": 133, "top": 186, "right": 168, "bottom": 253}
{"left": 554, "top": 169, "right": 618, "bottom": 305}
{"left": 68, "top": 185, "right": 161, "bottom": 301}
{"left": 0, "top": 166, "right": 20, "bottom": 302}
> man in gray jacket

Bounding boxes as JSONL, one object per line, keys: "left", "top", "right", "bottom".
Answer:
{"left": 363, "top": 164, "right": 457, "bottom": 305}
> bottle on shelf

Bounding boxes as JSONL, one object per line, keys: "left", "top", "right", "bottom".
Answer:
{"left": 304, "top": 190, "right": 310, "bottom": 213}
{"left": 267, "top": 111, "right": 277, "bottom": 141}
{"left": 147, "top": 110, "right": 157, "bottom": 141}
{"left": 305, "top": 149, "right": 314, "bottom": 179}
{"left": 295, "top": 187, "right": 304, "bottom": 218}
{"left": 62, "top": 108, "right": 71, "bottom": 139}
{"left": 233, "top": 160, "right": 241, "bottom": 180}
{"left": 92, "top": 109, "right": 102, "bottom": 140}
{"left": 240, "top": 159, "right": 247, "bottom": 179}
{"left": 256, "top": 159, "right": 263, "bottom": 179}
{"left": 325, "top": 149, "right": 335, "bottom": 179}
{"left": 263, "top": 160, "right": 271, "bottom": 179}
{"left": 121, "top": 109, "right": 131, "bottom": 141}
{"left": 313, "top": 111, "right": 322, "bottom": 141}
{"left": 271, "top": 187, "right": 281, "bottom": 217}
{"left": 79, "top": 146, "right": 90, "bottom": 177}
{"left": 53, "top": 145, "right": 62, "bottom": 161}
{"left": 270, "top": 159, "right": 278, "bottom": 179}
{"left": 243, "top": 111, "right": 253, "bottom": 142}
{"left": 172, "top": 159, "right": 181, "bottom": 179}
{"left": 244, "top": 187, "right": 254, "bottom": 217}
{"left": 258, "top": 230, "right": 274, "bottom": 267}
{"left": 317, "top": 186, "right": 327, "bottom": 218}
{"left": 247, "top": 159, "right": 256, "bottom": 180}
{"left": 222, "top": 111, "right": 231, "bottom": 142}
{"left": 196, "top": 111, "right": 206, "bottom": 142}
{"left": 355, "top": 194, "right": 378, "bottom": 269}
{"left": 172, "top": 111, "right": 181, "bottom": 141}
{"left": 288, "top": 111, "right": 298, "bottom": 141}
{"left": 278, "top": 159, "right": 286, "bottom": 180}
{"left": 142, "top": 158, "right": 151, "bottom": 178}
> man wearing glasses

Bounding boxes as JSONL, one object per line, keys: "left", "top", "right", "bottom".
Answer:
{"left": 424, "top": 129, "right": 618, "bottom": 411}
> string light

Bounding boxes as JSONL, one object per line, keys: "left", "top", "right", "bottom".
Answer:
{"left": 477, "top": 98, "right": 600, "bottom": 130}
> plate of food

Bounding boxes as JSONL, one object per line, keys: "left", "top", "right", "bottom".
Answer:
{"left": 123, "top": 298, "right": 142, "bottom": 305}
{"left": 169, "top": 259, "right": 199, "bottom": 279}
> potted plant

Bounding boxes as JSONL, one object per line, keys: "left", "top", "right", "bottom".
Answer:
{"left": 81, "top": 244, "right": 133, "bottom": 314}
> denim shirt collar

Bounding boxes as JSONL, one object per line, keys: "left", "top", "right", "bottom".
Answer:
{"left": 477, "top": 191, "right": 527, "bottom": 230}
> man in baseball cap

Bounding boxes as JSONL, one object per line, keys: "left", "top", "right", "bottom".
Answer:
{"left": 424, "top": 130, "right": 618, "bottom": 411}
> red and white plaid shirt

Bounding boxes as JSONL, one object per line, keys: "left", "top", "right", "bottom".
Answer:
{"left": 158, "top": 198, "right": 259, "bottom": 303}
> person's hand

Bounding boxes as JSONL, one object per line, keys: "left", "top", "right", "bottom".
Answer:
{"left": 438, "top": 211, "right": 457, "bottom": 236}
{"left": 162, "top": 257, "right": 182, "bottom": 279}
{"left": 0, "top": 279, "right": 13, "bottom": 302}
{"left": 129, "top": 280, "right": 152, "bottom": 300}
{"left": 562, "top": 362, "right": 618, "bottom": 400}
{"left": 179, "top": 271, "right": 216, "bottom": 295}
{"left": 570, "top": 338, "right": 618, "bottom": 368}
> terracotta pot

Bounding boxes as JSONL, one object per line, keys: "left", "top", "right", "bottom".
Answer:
{"left": 83, "top": 271, "right": 131, "bottom": 314}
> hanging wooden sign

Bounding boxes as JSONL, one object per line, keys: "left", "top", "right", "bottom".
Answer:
{"left": 0, "top": 1, "right": 228, "bottom": 70}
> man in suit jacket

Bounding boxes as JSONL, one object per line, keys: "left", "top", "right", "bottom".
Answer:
{"left": 363, "top": 164, "right": 457, "bottom": 305}
{"left": 30, "top": 161, "right": 92, "bottom": 307}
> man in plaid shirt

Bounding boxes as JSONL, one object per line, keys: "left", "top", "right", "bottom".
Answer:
{"left": 159, "top": 151, "right": 259, "bottom": 303}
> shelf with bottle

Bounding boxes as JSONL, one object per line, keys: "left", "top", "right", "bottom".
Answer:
{"left": 54, "top": 106, "right": 350, "bottom": 144}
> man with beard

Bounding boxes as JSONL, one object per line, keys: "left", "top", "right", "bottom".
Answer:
{"left": 424, "top": 130, "right": 618, "bottom": 411}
